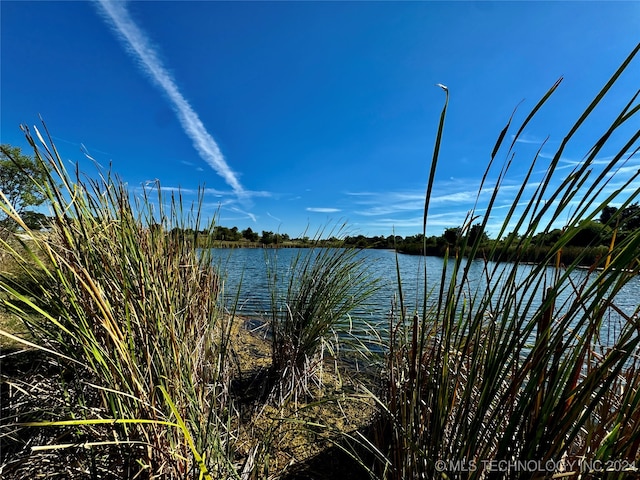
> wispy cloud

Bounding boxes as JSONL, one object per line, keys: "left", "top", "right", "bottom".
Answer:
{"left": 512, "top": 133, "right": 547, "bottom": 145}
{"left": 95, "top": 0, "right": 246, "bottom": 197}
{"left": 158, "top": 186, "right": 225, "bottom": 197}
{"left": 138, "top": 184, "right": 271, "bottom": 200}
{"left": 359, "top": 210, "right": 471, "bottom": 234}
{"left": 349, "top": 188, "right": 479, "bottom": 217}
{"left": 355, "top": 202, "right": 423, "bottom": 217}
{"left": 229, "top": 206, "right": 257, "bottom": 223}
{"left": 306, "top": 207, "right": 341, "bottom": 213}
{"left": 267, "top": 212, "right": 282, "bottom": 222}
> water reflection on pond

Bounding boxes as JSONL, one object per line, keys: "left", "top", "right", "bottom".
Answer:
{"left": 209, "top": 248, "right": 640, "bottom": 347}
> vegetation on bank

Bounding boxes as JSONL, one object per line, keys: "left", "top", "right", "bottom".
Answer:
{"left": 0, "top": 144, "right": 48, "bottom": 238}
{"left": 370, "top": 46, "right": 640, "bottom": 478}
{"left": 13, "top": 205, "right": 638, "bottom": 272}
{"left": 1, "top": 44, "right": 640, "bottom": 479}
{"left": 161, "top": 204, "right": 640, "bottom": 268}
{"left": 6, "top": 143, "right": 636, "bottom": 269}
{"left": 0, "top": 129, "right": 379, "bottom": 478}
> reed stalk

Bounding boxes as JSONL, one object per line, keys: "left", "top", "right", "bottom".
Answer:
{"left": 0, "top": 126, "right": 238, "bottom": 478}
{"left": 266, "top": 227, "right": 380, "bottom": 405}
{"left": 373, "top": 44, "right": 640, "bottom": 479}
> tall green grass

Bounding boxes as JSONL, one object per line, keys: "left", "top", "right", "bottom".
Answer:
{"left": 372, "top": 45, "right": 640, "bottom": 479}
{"left": 0, "top": 130, "right": 381, "bottom": 479}
{"left": 0, "top": 126, "right": 238, "bottom": 478}
{"left": 266, "top": 230, "right": 380, "bottom": 404}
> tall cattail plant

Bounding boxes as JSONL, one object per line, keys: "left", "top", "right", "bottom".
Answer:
{"left": 373, "top": 44, "right": 640, "bottom": 479}
{"left": 0, "top": 125, "right": 238, "bottom": 478}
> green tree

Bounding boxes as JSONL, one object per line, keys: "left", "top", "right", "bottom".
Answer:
{"left": 620, "top": 203, "right": 640, "bottom": 232}
{"left": 443, "top": 227, "right": 461, "bottom": 245}
{"left": 21, "top": 211, "right": 50, "bottom": 230}
{"left": 598, "top": 204, "right": 640, "bottom": 233}
{"left": 599, "top": 205, "right": 618, "bottom": 225}
{"left": 261, "top": 230, "right": 275, "bottom": 244}
{"left": 229, "top": 226, "right": 241, "bottom": 241}
{"left": 0, "top": 144, "right": 48, "bottom": 234}
{"left": 567, "top": 220, "right": 610, "bottom": 247}
{"left": 213, "top": 225, "right": 242, "bottom": 241}
{"left": 468, "top": 223, "right": 489, "bottom": 245}
{"left": 242, "top": 227, "right": 259, "bottom": 242}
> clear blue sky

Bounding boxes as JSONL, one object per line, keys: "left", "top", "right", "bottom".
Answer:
{"left": 2, "top": 1, "right": 639, "bottom": 238}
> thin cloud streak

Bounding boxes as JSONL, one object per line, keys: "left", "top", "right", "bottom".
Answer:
{"left": 137, "top": 184, "right": 271, "bottom": 199}
{"left": 94, "top": 0, "right": 246, "bottom": 197}
{"left": 267, "top": 212, "right": 282, "bottom": 222}
{"left": 365, "top": 210, "right": 470, "bottom": 234}
{"left": 511, "top": 133, "right": 548, "bottom": 145}
{"left": 306, "top": 207, "right": 341, "bottom": 213}
{"left": 229, "top": 206, "right": 257, "bottom": 223}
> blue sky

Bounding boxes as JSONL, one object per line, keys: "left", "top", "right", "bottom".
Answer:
{"left": 2, "top": 1, "right": 639, "bottom": 238}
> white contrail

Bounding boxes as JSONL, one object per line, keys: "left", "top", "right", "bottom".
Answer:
{"left": 306, "top": 207, "right": 341, "bottom": 213}
{"left": 94, "top": 0, "right": 246, "bottom": 197}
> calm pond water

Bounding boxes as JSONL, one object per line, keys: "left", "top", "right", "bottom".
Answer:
{"left": 211, "top": 248, "right": 447, "bottom": 322}
{"left": 209, "top": 248, "right": 640, "bottom": 345}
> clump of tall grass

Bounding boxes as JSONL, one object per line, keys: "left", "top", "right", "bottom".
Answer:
{"left": 266, "top": 231, "right": 380, "bottom": 404}
{"left": 373, "top": 45, "right": 640, "bottom": 479}
{"left": 0, "top": 126, "right": 237, "bottom": 478}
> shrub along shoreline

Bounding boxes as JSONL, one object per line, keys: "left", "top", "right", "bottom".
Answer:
{"left": 195, "top": 237, "right": 624, "bottom": 270}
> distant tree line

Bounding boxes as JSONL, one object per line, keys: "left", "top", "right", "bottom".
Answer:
{"left": 382, "top": 205, "right": 640, "bottom": 267}
{"left": 9, "top": 204, "right": 640, "bottom": 268}
{"left": 154, "top": 203, "right": 640, "bottom": 268}
{"left": 166, "top": 226, "right": 296, "bottom": 247}
{"left": 3, "top": 144, "right": 638, "bottom": 267}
